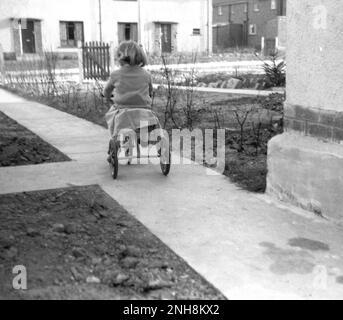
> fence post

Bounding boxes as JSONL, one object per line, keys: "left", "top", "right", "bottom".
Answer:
{"left": 77, "top": 41, "right": 84, "bottom": 84}
{"left": 109, "top": 41, "right": 115, "bottom": 72}
{"left": 261, "top": 36, "right": 265, "bottom": 56}
{"left": 0, "top": 44, "right": 5, "bottom": 85}
{"left": 275, "top": 36, "right": 279, "bottom": 52}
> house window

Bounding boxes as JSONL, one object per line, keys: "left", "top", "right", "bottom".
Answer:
{"left": 60, "top": 21, "right": 84, "bottom": 47}
{"left": 253, "top": 3, "right": 259, "bottom": 12}
{"left": 218, "top": 6, "right": 223, "bottom": 16}
{"left": 271, "top": 0, "right": 277, "bottom": 10}
{"left": 244, "top": 4, "right": 248, "bottom": 13}
{"left": 118, "top": 23, "right": 138, "bottom": 43}
{"left": 125, "top": 24, "right": 132, "bottom": 40}
{"left": 249, "top": 24, "right": 257, "bottom": 35}
{"left": 279, "top": 0, "right": 286, "bottom": 16}
{"left": 193, "top": 28, "right": 201, "bottom": 36}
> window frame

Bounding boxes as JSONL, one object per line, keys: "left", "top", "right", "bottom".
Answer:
{"left": 118, "top": 22, "right": 138, "bottom": 43}
{"left": 192, "top": 28, "right": 201, "bottom": 36}
{"left": 249, "top": 24, "right": 257, "bottom": 35}
{"left": 253, "top": 3, "right": 260, "bottom": 12}
{"left": 60, "top": 21, "right": 84, "bottom": 48}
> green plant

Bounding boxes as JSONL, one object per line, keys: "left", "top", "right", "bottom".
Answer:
{"left": 262, "top": 51, "right": 286, "bottom": 87}
{"left": 181, "top": 53, "right": 201, "bottom": 130}
{"left": 160, "top": 54, "right": 182, "bottom": 129}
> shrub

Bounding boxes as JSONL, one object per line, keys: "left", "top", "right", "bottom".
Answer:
{"left": 262, "top": 51, "right": 286, "bottom": 88}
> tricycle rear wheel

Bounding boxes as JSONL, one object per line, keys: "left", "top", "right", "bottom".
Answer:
{"left": 109, "top": 140, "right": 119, "bottom": 179}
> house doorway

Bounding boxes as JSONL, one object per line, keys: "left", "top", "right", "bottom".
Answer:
{"left": 21, "top": 19, "right": 36, "bottom": 54}
{"left": 161, "top": 23, "right": 172, "bottom": 53}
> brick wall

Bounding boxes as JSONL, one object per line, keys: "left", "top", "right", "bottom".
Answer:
{"left": 247, "top": 0, "right": 281, "bottom": 49}
{"left": 213, "top": 0, "right": 286, "bottom": 49}
{"left": 285, "top": 104, "right": 343, "bottom": 143}
{"left": 213, "top": 4, "right": 231, "bottom": 25}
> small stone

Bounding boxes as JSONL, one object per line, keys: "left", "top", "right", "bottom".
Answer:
{"left": 309, "top": 201, "right": 322, "bottom": 216}
{"left": 99, "top": 210, "right": 110, "bottom": 219}
{"left": 6, "top": 247, "right": 18, "bottom": 259}
{"left": 0, "top": 235, "right": 15, "bottom": 249}
{"left": 241, "top": 78, "right": 251, "bottom": 88}
{"left": 160, "top": 291, "right": 177, "bottom": 300}
{"left": 70, "top": 267, "right": 83, "bottom": 282}
{"left": 95, "top": 244, "right": 108, "bottom": 255}
{"left": 26, "top": 228, "right": 40, "bottom": 237}
{"left": 91, "top": 257, "right": 102, "bottom": 265}
{"left": 86, "top": 276, "right": 101, "bottom": 284}
{"left": 220, "top": 80, "right": 228, "bottom": 89}
{"left": 208, "top": 82, "right": 217, "bottom": 88}
{"left": 64, "top": 223, "right": 78, "bottom": 235}
{"left": 254, "top": 82, "right": 265, "bottom": 90}
{"left": 116, "top": 220, "right": 134, "bottom": 228}
{"left": 103, "top": 269, "right": 130, "bottom": 286}
{"left": 121, "top": 257, "right": 139, "bottom": 269}
{"left": 102, "top": 269, "right": 118, "bottom": 283}
{"left": 120, "top": 245, "right": 141, "bottom": 258}
{"left": 226, "top": 78, "right": 243, "bottom": 89}
{"left": 72, "top": 247, "right": 86, "bottom": 259}
{"left": 52, "top": 223, "right": 65, "bottom": 233}
{"left": 103, "top": 256, "right": 112, "bottom": 266}
{"left": 148, "top": 248, "right": 159, "bottom": 254}
{"left": 144, "top": 279, "right": 173, "bottom": 291}
{"left": 150, "top": 260, "right": 169, "bottom": 269}
{"left": 127, "top": 245, "right": 141, "bottom": 257}
{"left": 114, "top": 273, "right": 130, "bottom": 285}
{"left": 166, "top": 268, "right": 174, "bottom": 274}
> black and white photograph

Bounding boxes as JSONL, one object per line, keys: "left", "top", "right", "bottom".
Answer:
{"left": 0, "top": 0, "right": 342, "bottom": 305}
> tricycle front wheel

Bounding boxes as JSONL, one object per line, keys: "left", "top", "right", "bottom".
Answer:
{"left": 160, "top": 144, "right": 171, "bottom": 176}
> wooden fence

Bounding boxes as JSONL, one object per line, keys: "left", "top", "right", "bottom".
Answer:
{"left": 81, "top": 42, "right": 111, "bottom": 80}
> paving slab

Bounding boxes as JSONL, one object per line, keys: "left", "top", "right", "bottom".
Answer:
{"left": 1, "top": 88, "right": 343, "bottom": 300}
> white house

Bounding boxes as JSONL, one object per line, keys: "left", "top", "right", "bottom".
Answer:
{"left": 0, "top": 0, "right": 212, "bottom": 59}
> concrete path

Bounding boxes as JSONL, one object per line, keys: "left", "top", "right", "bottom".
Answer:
{"left": 0, "top": 88, "right": 343, "bottom": 300}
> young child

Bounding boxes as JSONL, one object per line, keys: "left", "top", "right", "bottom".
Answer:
{"left": 104, "top": 41, "right": 158, "bottom": 145}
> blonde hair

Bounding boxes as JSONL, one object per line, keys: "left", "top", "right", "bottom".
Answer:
{"left": 117, "top": 41, "right": 148, "bottom": 67}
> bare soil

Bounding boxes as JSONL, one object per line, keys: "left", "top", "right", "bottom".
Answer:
{"left": 0, "top": 111, "right": 70, "bottom": 167}
{"left": 0, "top": 185, "right": 226, "bottom": 300}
